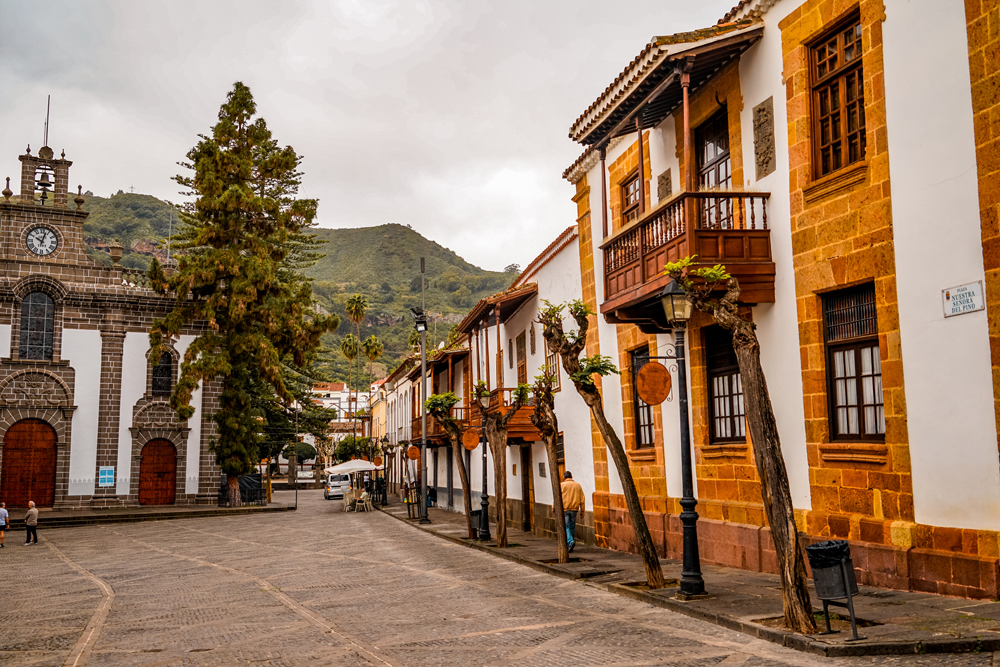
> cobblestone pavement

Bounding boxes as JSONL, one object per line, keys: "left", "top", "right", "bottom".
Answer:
{"left": 2, "top": 491, "right": 998, "bottom": 667}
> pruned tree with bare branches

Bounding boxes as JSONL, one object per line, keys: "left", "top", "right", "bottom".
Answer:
{"left": 474, "top": 380, "right": 529, "bottom": 548}
{"left": 425, "top": 392, "right": 476, "bottom": 539}
{"left": 537, "top": 301, "right": 666, "bottom": 589}
{"left": 530, "top": 373, "right": 569, "bottom": 563}
{"left": 665, "top": 257, "right": 816, "bottom": 634}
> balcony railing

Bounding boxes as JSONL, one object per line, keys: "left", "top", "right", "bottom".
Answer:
{"left": 411, "top": 406, "right": 471, "bottom": 443}
{"left": 469, "top": 388, "right": 539, "bottom": 441}
{"left": 602, "top": 190, "right": 773, "bottom": 306}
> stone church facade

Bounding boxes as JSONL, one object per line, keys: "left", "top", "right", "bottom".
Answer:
{"left": 0, "top": 144, "right": 219, "bottom": 508}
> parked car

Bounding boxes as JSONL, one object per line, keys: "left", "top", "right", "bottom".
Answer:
{"left": 324, "top": 474, "right": 351, "bottom": 500}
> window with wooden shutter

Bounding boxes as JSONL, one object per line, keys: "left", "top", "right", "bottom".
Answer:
{"left": 824, "top": 284, "right": 884, "bottom": 440}
{"left": 630, "top": 346, "right": 655, "bottom": 449}
{"left": 705, "top": 326, "right": 745, "bottom": 443}
{"left": 812, "top": 13, "right": 865, "bottom": 177}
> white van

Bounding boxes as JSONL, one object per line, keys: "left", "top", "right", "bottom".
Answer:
{"left": 324, "top": 474, "right": 351, "bottom": 500}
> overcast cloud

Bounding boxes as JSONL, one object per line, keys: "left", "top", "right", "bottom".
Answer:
{"left": 0, "top": 1, "right": 731, "bottom": 272}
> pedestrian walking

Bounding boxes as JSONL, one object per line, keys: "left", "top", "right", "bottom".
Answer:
{"left": 0, "top": 502, "right": 8, "bottom": 548}
{"left": 561, "top": 471, "right": 585, "bottom": 553}
{"left": 24, "top": 501, "right": 38, "bottom": 546}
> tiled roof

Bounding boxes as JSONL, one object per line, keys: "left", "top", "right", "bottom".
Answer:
{"left": 514, "top": 226, "right": 578, "bottom": 286}
{"left": 718, "top": 0, "right": 778, "bottom": 24}
{"left": 567, "top": 18, "right": 762, "bottom": 145}
{"left": 312, "top": 382, "right": 347, "bottom": 392}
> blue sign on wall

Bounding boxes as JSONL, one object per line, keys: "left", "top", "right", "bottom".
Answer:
{"left": 98, "top": 466, "right": 115, "bottom": 488}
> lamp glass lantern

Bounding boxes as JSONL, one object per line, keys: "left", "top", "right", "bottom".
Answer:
{"left": 476, "top": 392, "right": 491, "bottom": 412}
{"left": 660, "top": 280, "right": 693, "bottom": 325}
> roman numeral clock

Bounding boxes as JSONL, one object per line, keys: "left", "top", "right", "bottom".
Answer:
{"left": 26, "top": 226, "right": 58, "bottom": 256}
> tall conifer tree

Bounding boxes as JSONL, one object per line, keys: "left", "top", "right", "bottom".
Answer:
{"left": 149, "top": 82, "right": 340, "bottom": 506}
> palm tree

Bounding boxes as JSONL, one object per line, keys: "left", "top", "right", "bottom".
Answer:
{"left": 340, "top": 333, "right": 360, "bottom": 438}
{"left": 362, "top": 335, "right": 384, "bottom": 431}
{"left": 344, "top": 294, "right": 368, "bottom": 440}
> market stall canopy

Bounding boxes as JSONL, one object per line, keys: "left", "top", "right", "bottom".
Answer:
{"left": 324, "top": 460, "right": 382, "bottom": 474}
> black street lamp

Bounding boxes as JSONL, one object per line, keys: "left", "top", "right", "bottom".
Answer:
{"left": 475, "top": 390, "right": 492, "bottom": 541}
{"left": 659, "top": 279, "right": 705, "bottom": 598}
{"left": 379, "top": 435, "right": 391, "bottom": 506}
{"left": 412, "top": 263, "right": 430, "bottom": 524}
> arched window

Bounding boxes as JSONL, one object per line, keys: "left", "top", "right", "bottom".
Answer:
{"left": 19, "top": 291, "right": 54, "bottom": 361}
{"left": 151, "top": 352, "right": 173, "bottom": 397}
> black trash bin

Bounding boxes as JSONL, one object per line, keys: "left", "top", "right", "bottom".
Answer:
{"left": 806, "top": 540, "right": 858, "bottom": 599}
{"left": 805, "top": 539, "right": 864, "bottom": 640}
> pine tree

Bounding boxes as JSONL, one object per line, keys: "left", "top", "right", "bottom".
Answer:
{"left": 148, "top": 82, "right": 340, "bottom": 507}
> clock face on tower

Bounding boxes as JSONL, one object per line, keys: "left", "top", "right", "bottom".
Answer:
{"left": 26, "top": 226, "right": 58, "bottom": 256}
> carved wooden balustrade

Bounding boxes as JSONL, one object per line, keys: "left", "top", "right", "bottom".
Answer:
{"left": 468, "top": 388, "right": 539, "bottom": 442}
{"left": 601, "top": 190, "right": 775, "bottom": 320}
{"left": 411, "top": 406, "right": 471, "bottom": 444}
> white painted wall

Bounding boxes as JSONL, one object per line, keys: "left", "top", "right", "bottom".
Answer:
{"left": 0, "top": 324, "right": 10, "bottom": 358}
{"left": 176, "top": 335, "right": 203, "bottom": 495}
{"left": 62, "top": 328, "right": 101, "bottom": 496}
{"left": 883, "top": 0, "right": 1000, "bottom": 529}
{"left": 737, "top": 4, "right": 812, "bottom": 509}
{"left": 117, "top": 332, "right": 148, "bottom": 495}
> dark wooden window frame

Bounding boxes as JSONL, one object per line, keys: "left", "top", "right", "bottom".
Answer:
{"left": 810, "top": 10, "right": 866, "bottom": 179}
{"left": 705, "top": 327, "right": 746, "bottom": 444}
{"left": 621, "top": 170, "right": 642, "bottom": 227}
{"left": 823, "top": 283, "right": 884, "bottom": 442}
{"left": 696, "top": 109, "right": 733, "bottom": 229}
{"left": 629, "top": 346, "right": 656, "bottom": 449}
{"left": 545, "top": 342, "right": 561, "bottom": 392}
{"left": 19, "top": 291, "right": 55, "bottom": 361}
{"left": 151, "top": 352, "right": 173, "bottom": 397}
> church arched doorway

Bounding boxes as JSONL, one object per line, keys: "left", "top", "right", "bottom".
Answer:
{"left": 0, "top": 419, "right": 57, "bottom": 507}
{"left": 139, "top": 439, "right": 176, "bottom": 506}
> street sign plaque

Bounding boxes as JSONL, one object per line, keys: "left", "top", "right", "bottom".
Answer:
{"left": 462, "top": 428, "right": 481, "bottom": 451}
{"left": 406, "top": 445, "right": 420, "bottom": 460}
{"left": 637, "top": 361, "right": 671, "bottom": 404}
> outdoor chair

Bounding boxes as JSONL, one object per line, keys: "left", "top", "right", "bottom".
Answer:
{"left": 356, "top": 491, "right": 371, "bottom": 512}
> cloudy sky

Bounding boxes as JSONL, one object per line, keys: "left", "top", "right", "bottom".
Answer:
{"left": 0, "top": 1, "right": 732, "bottom": 272}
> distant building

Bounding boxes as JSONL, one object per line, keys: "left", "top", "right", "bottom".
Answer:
{"left": 0, "top": 144, "right": 219, "bottom": 508}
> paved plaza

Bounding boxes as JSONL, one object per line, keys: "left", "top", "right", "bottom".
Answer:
{"left": 2, "top": 491, "right": 998, "bottom": 667}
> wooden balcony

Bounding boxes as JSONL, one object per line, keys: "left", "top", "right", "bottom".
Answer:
{"left": 469, "top": 388, "right": 540, "bottom": 443}
{"left": 410, "top": 406, "right": 471, "bottom": 445}
{"left": 600, "top": 190, "right": 774, "bottom": 332}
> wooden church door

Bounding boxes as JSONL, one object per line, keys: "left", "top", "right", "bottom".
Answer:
{"left": 139, "top": 439, "right": 176, "bottom": 505}
{"left": 0, "top": 419, "right": 57, "bottom": 507}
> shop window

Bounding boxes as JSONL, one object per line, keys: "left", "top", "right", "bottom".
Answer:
{"left": 705, "top": 326, "right": 745, "bottom": 443}
{"left": 812, "top": 13, "right": 866, "bottom": 177}
{"left": 824, "top": 284, "right": 884, "bottom": 440}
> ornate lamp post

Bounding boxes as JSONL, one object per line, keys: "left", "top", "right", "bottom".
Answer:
{"left": 475, "top": 390, "right": 492, "bottom": 541}
{"left": 659, "top": 279, "right": 705, "bottom": 597}
{"left": 379, "top": 435, "right": 391, "bottom": 506}
{"left": 412, "top": 298, "right": 430, "bottom": 524}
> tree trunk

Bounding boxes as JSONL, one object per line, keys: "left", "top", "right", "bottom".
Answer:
{"left": 453, "top": 438, "right": 476, "bottom": 539}
{"left": 677, "top": 274, "right": 817, "bottom": 634}
{"left": 485, "top": 420, "right": 510, "bottom": 547}
{"left": 544, "top": 433, "right": 569, "bottom": 563}
{"left": 227, "top": 473, "right": 242, "bottom": 508}
{"left": 585, "top": 392, "right": 665, "bottom": 588}
{"left": 734, "top": 324, "right": 816, "bottom": 633}
{"left": 532, "top": 389, "right": 568, "bottom": 563}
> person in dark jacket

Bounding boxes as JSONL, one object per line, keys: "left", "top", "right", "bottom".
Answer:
{"left": 24, "top": 501, "right": 38, "bottom": 546}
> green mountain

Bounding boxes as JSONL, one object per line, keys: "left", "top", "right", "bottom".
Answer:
{"left": 79, "top": 194, "right": 513, "bottom": 387}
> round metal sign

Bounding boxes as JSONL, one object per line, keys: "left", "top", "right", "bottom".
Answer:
{"left": 374, "top": 456, "right": 383, "bottom": 467}
{"left": 406, "top": 445, "right": 421, "bottom": 460}
{"left": 462, "top": 428, "right": 481, "bottom": 451}
{"left": 637, "top": 361, "right": 672, "bottom": 404}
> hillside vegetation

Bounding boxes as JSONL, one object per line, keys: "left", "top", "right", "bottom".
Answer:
{"left": 80, "top": 194, "right": 513, "bottom": 386}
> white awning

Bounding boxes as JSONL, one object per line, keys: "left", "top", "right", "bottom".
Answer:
{"left": 324, "top": 460, "right": 382, "bottom": 474}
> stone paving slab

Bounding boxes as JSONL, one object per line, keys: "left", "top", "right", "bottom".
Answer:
{"left": 383, "top": 497, "right": 1000, "bottom": 657}
{"left": 2, "top": 501, "right": 295, "bottom": 529}
{"left": 3, "top": 489, "right": 999, "bottom": 666}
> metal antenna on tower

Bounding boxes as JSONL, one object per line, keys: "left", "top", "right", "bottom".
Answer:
{"left": 43, "top": 95, "right": 50, "bottom": 147}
